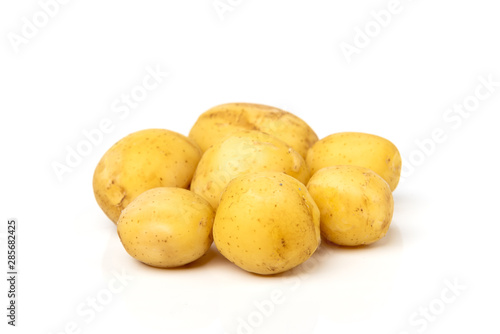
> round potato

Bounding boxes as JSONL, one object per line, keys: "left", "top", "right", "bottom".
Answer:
{"left": 190, "top": 130, "right": 310, "bottom": 209}
{"left": 214, "top": 172, "right": 321, "bottom": 275}
{"left": 93, "top": 128, "right": 202, "bottom": 223}
{"left": 189, "top": 102, "right": 318, "bottom": 158}
{"left": 117, "top": 187, "right": 215, "bottom": 268}
{"left": 306, "top": 132, "right": 402, "bottom": 191}
{"left": 307, "top": 165, "right": 394, "bottom": 246}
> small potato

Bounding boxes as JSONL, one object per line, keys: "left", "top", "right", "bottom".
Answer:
{"left": 307, "top": 165, "right": 394, "bottom": 246}
{"left": 189, "top": 103, "right": 318, "bottom": 158}
{"left": 191, "top": 130, "right": 310, "bottom": 209}
{"left": 306, "top": 132, "right": 402, "bottom": 191}
{"left": 93, "top": 129, "right": 202, "bottom": 223}
{"left": 214, "top": 172, "right": 320, "bottom": 275}
{"left": 117, "top": 187, "right": 215, "bottom": 268}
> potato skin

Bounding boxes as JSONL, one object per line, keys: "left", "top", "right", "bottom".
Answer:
{"left": 307, "top": 166, "right": 394, "bottom": 246}
{"left": 306, "top": 132, "right": 402, "bottom": 191}
{"left": 213, "top": 172, "right": 320, "bottom": 275}
{"left": 189, "top": 103, "right": 318, "bottom": 158}
{"left": 191, "top": 130, "right": 310, "bottom": 209}
{"left": 117, "top": 187, "right": 215, "bottom": 268}
{"left": 93, "top": 129, "right": 202, "bottom": 223}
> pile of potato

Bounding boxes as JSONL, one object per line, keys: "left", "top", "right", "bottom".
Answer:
{"left": 93, "top": 103, "right": 401, "bottom": 275}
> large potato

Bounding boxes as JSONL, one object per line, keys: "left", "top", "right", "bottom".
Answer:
{"left": 93, "top": 129, "right": 201, "bottom": 223}
{"left": 190, "top": 130, "right": 310, "bottom": 209}
{"left": 306, "top": 132, "right": 402, "bottom": 191}
{"left": 117, "top": 187, "right": 215, "bottom": 268}
{"left": 189, "top": 102, "right": 318, "bottom": 158}
{"left": 214, "top": 172, "right": 320, "bottom": 275}
{"left": 307, "top": 165, "right": 394, "bottom": 246}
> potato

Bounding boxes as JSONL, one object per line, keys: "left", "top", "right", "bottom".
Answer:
{"left": 307, "top": 165, "right": 394, "bottom": 246}
{"left": 190, "top": 130, "right": 310, "bottom": 209}
{"left": 93, "top": 129, "right": 202, "bottom": 223}
{"left": 189, "top": 103, "right": 318, "bottom": 158}
{"left": 117, "top": 187, "right": 215, "bottom": 268}
{"left": 213, "top": 172, "right": 320, "bottom": 275}
{"left": 306, "top": 132, "right": 402, "bottom": 191}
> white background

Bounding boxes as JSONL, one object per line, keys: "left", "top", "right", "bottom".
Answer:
{"left": 1, "top": 1, "right": 500, "bottom": 333}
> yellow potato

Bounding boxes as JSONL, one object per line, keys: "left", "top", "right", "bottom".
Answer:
{"left": 190, "top": 130, "right": 310, "bottom": 209}
{"left": 306, "top": 132, "right": 402, "bottom": 191}
{"left": 117, "top": 187, "right": 215, "bottom": 268}
{"left": 214, "top": 172, "right": 320, "bottom": 275}
{"left": 189, "top": 103, "right": 318, "bottom": 158}
{"left": 307, "top": 165, "right": 394, "bottom": 246}
{"left": 93, "top": 129, "right": 202, "bottom": 223}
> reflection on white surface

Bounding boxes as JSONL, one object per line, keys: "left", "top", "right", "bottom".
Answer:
{"left": 103, "top": 223, "right": 403, "bottom": 333}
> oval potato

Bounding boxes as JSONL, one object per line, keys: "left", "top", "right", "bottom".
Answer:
{"left": 189, "top": 103, "right": 318, "bottom": 158}
{"left": 307, "top": 165, "right": 394, "bottom": 246}
{"left": 306, "top": 132, "right": 402, "bottom": 191}
{"left": 190, "top": 130, "right": 310, "bottom": 209}
{"left": 117, "top": 187, "right": 215, "bottom": 268}
{"left": 93, "top": 128, "right": 202, "bottom": 223}
{"left": 214, "top": 172, "right": 320, "bottom": 275}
